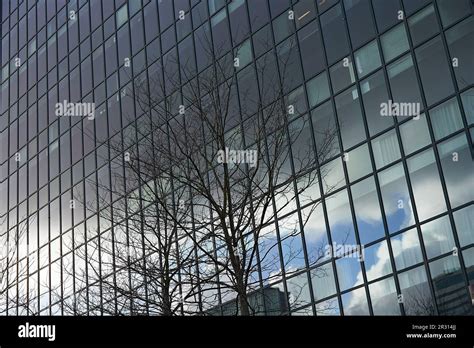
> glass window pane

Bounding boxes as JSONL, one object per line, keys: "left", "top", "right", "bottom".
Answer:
{"left": 454, "top": 205, "right": 474, "bottom": 247}
{"left": 391, "top": 228, "right": 423, "bottom": 270}
{"left": 341, "top": 286, "right": 369, "bottom": 315}
{"left": 211, "top": 8, "right": 231, "bottom": 56}
{"left": 429, "top": 254, "right": 471, "bottom": 315}
{"left": 407, "top": 149, "right": 447, "bottom": 221}
{"left": 378, "top": 163, "right": 415, "bottom": 233}
{"left": 461, "top": 88, "right": 474, "bottom": 125}
{"left": 335, "top": 87, "right": 365, "bottom": 149}
{"left": 311, "top": 262, "right": 337, "bottom": 301}
{"left": 321, "top": 4, "right": 350, "bottom": 65}
{"left": 372, "top": 0, "right": 401, "bottom": 33}
{"left": 415, "top": 36, "right": 455, "bottom": 106}
{"left": 371, "top": 129, "right": 401, "bottom": 169}
{"left": 354, "top": 40, "right": 381, "bottom": 78}
{"left": 403, "top": 0, "right": 432, "bottom": 16}
{"left": 387, "top": 54, "right": 423, "bottom": 107}
{"left": 277, "top": 36, "right": 304, "bottom": 93}
{"left": 343, "top": 0, "right": 376, "bottom": 49}
{"left": 438, "top": 133, "right": 474, "bottom": 208}
{"left": 287, "top": 86, "right": 308, "bottom": 119}
{"left": 252, "top": 24, "right": 273, "bottom": 58}
{"left": 116, "top": 4, "right": 128, "bottom": 28}
{"left": 360, "top": 70, "right": 394, "bottom": 136}
{"left": 429, "top": 97, "right": 463, "bottom": 140}
{"left": 298, "top": 19, "right": 325, "bottom": 78}
{"left": 364, "top": 240, "right": 392, "bottom": 282}
{"left": 345, "top": 143, "right": 372, "bottom": 182}
{"left": 462, "top": 248, "right": 474, "bottom": 285}
{"left": 351, "top": 177, "right": 385, "bottom": 245}
{"left": 446, "top": 17, "right": 474, "bottom": 89}
{"left": 273, "top": 10, "right": 294, "bottom": 44}
{"left": 381, "top": 23, "right": 409, "bottom": 62}
{"left": 294, "top": 0, "right": 316, "bottom": 29}
{"left": 398, "top": 265, "right": 435, "bottom": 315}
{"left": 408, "top": 4, "right": 439, "bottom": 46}
{"left": 235, "top": 39, "right": 252, "bottom": 70}
{"left": 326, "top": 189, "right": 356, "bottom": 246}
{"left": 306, "top": 71, "right": 330, "bottom": 108}
{"left": 311, "top": 101, "right": 340, "bottom": 158}
{"left": 336, "top": 256, "right": 363, "bottom": 291}
{"left": 321, "top": 157, "right": 345, "bottom": 192}
{"left": 422, "top": 215, "right": 456, "bottom": 259}
{"left": 400, "top": 114, "right": 431, "bottom": 155}
{"left": 302, "top": 205, "right": 329, "bottom": 264}
{"left": 317, "top": 0, "right": 339, "bottom": 13}
{"left": 329, "top": 57, "right": 356, "bottom": 94}
{"left": 315, "top": 297, "right": 340, "bottom": 315}
{"left": 437, "top": 0, "right": 471, "bottom": 28}
{"left": 286, "top": 272, "right": 312, "bottom": 309}
{"left": 369, "top": 277, "right": 400, "bottom": 315}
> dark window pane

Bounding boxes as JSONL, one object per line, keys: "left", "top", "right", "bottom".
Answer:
{"left": 317, "top": 0, "right": 338, "bottom": 13}
{"left": 335, "top": 87, "right": 365, "bottom": 149}
{"left": 298, "top": 19, "right": 325, "bottom": 78}
{"left": 437, "top": 0, "right": 471, "bottom": 27}
{"left": 211, "top": 8, "right": 231, "bottom": 56}
{"left": 408, "top": 5, "right": 440, "bottom": 46}
{"left": 415, "top": 36, "right": 455, "bottom": 106}
{"left": 344, "top": 0, "right": 376, "bottom": 48}
{"left": 403, "top": 0, "right": 432, "bottom": 15}
{"left": 387, "top": 54, "right": 423, "bottom": 108}
{"left": 430, "top": 254, "right": 472, "bottom": 315}
{"left": 311, "top": 101, "right": 340, "bottom": 158}
{"left": 294, "top": 0, "right": 316, "bottom": 29}
{"left": 248, "top": 0, "right": 269, "bottom": 31}
{"left": 372, "top": 0, "right": 402, "bottom": 33}
{"left": 321, "top": 4, "right": 350, "bottom": 65}
{"left": 360, "top": 70, "right": 394, "bottom": 136}
{"left": 446, "top": 17, "right": 474, "bottom": 89}
{"left": 330, "top": 57, "right": 356, "bottom": 94}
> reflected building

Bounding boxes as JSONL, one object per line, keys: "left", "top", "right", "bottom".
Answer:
{"left": 0, "top": 0, "right": 474, "bottom": 316}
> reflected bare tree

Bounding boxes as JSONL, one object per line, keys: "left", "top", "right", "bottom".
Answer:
{"left": 62, "top": 31, "right": 338, "bottom": 316}
{"left": 0, "top": 215, "right": 40, "bottom": 315}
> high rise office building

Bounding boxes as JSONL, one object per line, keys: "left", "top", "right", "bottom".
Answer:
{"left": 0, "top": 0, "right": 473, "bottom": 316}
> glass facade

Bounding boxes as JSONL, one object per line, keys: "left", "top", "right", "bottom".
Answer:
{"left": 0, "top": 0, "right": 473, "bottom": 316}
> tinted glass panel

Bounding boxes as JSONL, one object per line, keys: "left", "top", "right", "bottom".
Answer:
{"left": 446, "top": 17, "right": 474, "bottom": 89}
{"left": 438, "top": 134, "right": 474, "bottom": 208}
{"left": 321, "top": 4, "right": 350, "bottom": 65}
{"left": 335, "top": 87, "right": 365, "bottom": 149}
{"left": 408, "top": 5, "right": 439, "bottom": 46}
{"left": 343, "top": 0, "right": 376, "bottom": 48}
{"left": 437, "top": 0, "right": 471, "bottom": 27}
{"left": 298, "top": 20, "right": 325, "bottom": 79}
{"left": 415, "top": 36, "right": 455, "bottom": 106}
{"left": 407, "top": 149, "right": 447, "bottom": 221}
{"left": 379, "top": 163, "right": 415, "bottom": 233}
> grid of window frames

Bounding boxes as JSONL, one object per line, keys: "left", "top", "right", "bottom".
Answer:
{"left": 0, "top": 0, "right": 473, "bottom": 315}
